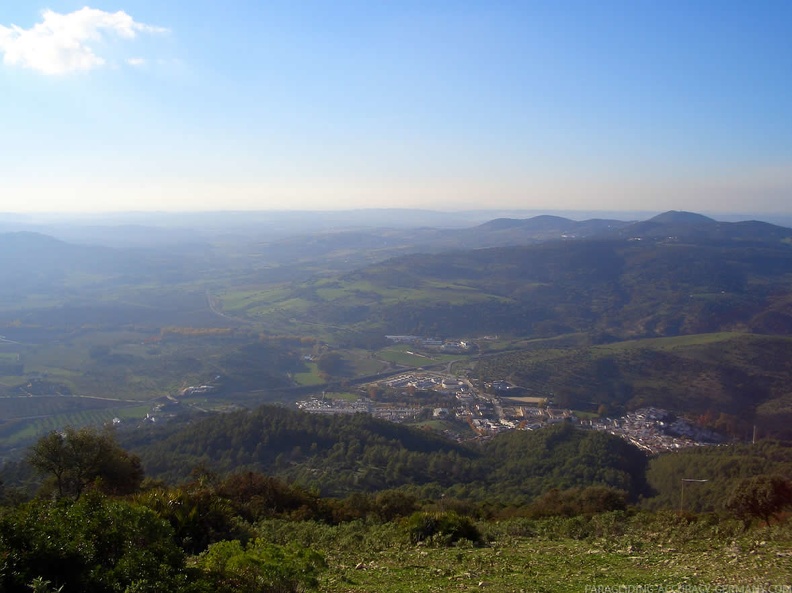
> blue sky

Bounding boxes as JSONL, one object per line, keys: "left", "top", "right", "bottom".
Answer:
{"left": 1, "top": 1, "right": 790, "bottom": 213}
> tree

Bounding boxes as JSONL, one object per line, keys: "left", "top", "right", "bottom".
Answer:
{"left": 526, "top": 486, "right": 627, "bottom": 518}
{"left": 27, "top": 427, "right": 143, "bottom": 500}
{"left": 0, "top": 493, "right": 187, "bottom": 593}
{"left": 26, "top": 431, "right": 70, "bottom": 499}
{"left": 316, "top": 351, "right": 349, "bottom": 379}
{"left": 134, "top": 485, "right": 238, "bottom": 554}
{"left": 725, "top": 474, "right": 792, "bottom": 526}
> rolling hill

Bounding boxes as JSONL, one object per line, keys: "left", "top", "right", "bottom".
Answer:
{"left": 223, "top": 224, "right": 792, "bottom": 341}
{"left": 122, "top": 405, "right": 649, "bottom": 502}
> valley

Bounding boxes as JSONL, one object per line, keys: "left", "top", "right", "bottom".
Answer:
{"left": 1, "top": 210, "right": 792, "bottom": 459}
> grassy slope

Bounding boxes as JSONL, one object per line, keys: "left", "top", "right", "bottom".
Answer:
{"left": 320, "top": 536, "right": 791, "bottom": 592}
{"left": 257, "top": 516, "right": 792, "bottom": 593}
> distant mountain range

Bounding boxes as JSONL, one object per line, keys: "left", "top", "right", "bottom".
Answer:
{"left": 242, "top": 210, "right": 792, "bottom": 265}
{"left": 3, "top": 209, "right": 790, "bottom": 307}
{"left": 2, "top": 208, "right": 791, "bottom": 249}
{"left": 207, "top": 210, "right": 792, "bottom": 340}
{"left": 473, "top": 210, "right": 792, "bottom": 244}
{"left": 333, "top": 232, "right": 792, "bottom": 338}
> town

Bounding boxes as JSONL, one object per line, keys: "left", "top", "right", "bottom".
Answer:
{"left": 297, "top": 369, "right": 725, "bottom": 454}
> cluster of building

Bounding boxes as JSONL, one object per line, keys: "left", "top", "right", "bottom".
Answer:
{"left": 382, "top": 372, "right": 465, "bottom": 393}
{"left": 296, "top": 372, "right": 576, "bottom": 437}
{"left": 297, "top": 372, "right": 722, "bottom": 453}
{"left": 296, "top": 397, "right": 420, "bottom": 422}
{"left": 296, "top": 398, "right": 373, "bottom": 415}
{"left": 384, "top": 336, "right": 473, "bottom": 352}
{"left": 179, "top": 384, "right": 217, "bottom": 397}
{"left": 584, "top": 407, "right": 725, "bottom": 453}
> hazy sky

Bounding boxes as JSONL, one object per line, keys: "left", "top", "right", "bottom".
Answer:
{"left": 1, "top": 1, "right": 790, "bottom": 213}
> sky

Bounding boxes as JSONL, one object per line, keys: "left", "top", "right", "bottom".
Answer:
{"left": 1, "top": 1, "right": 791, "bottom": 214}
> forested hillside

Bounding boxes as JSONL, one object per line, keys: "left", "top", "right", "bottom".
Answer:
{"left": 5, "top": 406, "right": 790, "bottom": 517}
{"left": 645, "top": 440, "right": 792, "bottom": 512}
{"left": 121, "top": 406, "right": 649, "bottom": 504}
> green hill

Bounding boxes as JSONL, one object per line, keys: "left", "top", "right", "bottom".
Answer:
{"left": 123, "top": 406, "right": 649, "bottom": 504}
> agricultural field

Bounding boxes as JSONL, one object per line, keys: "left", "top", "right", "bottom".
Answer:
{"left": 375, "top": 345, "right": 463, "bottom": 367}
{"left": 0, "top": 319, "right": 326, "bottom": 454}
{"left": 377, "top": 347, "right": 438, "bottom": 367}
{"left": 214, "top": 276, "right": 513, "bottom": 340}
{"left": 0, "top": 397, "right": 151, "bottom": 451}
{"left": 293, "top": 362, "right": 326, "bottom": 386}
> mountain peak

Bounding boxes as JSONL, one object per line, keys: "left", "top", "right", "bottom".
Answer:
{"left": 648, "top": 211, "right": 716, "bottom": 225}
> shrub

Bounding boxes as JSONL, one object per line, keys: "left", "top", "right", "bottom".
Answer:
{"left": 194, "top": 539, "right": 325, "bottom": 593}
{"left": 403, "top": 511, "right": 482, "bottom": 546}
{"left": 726, "top": 474, "right": 792, "bottom": 526}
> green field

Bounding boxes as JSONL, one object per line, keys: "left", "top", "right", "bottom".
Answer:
{"left": 294, "top": 362, "right": 325, "bottom": 386}
{"left": 215, "top": 276, "right": 513, "bottom": 338}
{"left": 377, "top": 347, "right": 437, "bottom": 367}
{"left": 320, "top": 536, "right": 787, "bottom": 592}
{"left": 594, "top": 331, "right": 743, "bottom": 353}
{"left": 0, "top": 324, "right": 321, "bottom": 452}
{"left": 327, "top": 392, "right": 360, "bottom": 402}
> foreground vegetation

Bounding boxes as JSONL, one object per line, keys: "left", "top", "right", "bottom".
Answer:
{"left": 2, "top": 422, "right": 791, "bottom": 592}
{"left": 3, "top": 481, "right": 791, "bottom": 592}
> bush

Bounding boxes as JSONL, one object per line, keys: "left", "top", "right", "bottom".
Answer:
{"left": 403, "top": 511, "right": 482, "bottom": 546}
{"left": 255, "top": 518, "right": 403, "bottom": 554}
{"left": 194, "top": 539, "right": 325, "bottom": 593}
{"left": 526, "top": 486, "right": 628, "bottom": 519}
{"left": 726, "top": 474, "right": 792, "bottom": 526}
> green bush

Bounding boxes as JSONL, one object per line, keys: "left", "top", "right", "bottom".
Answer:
{"left": 255, "top": 518, "right": 403, "bottom": 554}
{"left": 193, "top": 539, "right": 325, "bottom": 593}
{"left": 403, "top": 511, "right": 482, "bottom": 546}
